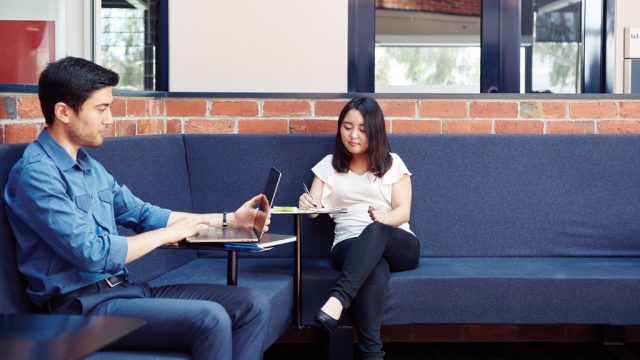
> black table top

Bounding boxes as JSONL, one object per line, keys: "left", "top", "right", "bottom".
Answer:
{"left": 0, "top": 313, "right": 145, "bottom": 360}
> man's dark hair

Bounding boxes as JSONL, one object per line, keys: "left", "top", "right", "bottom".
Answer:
{"left": 332, "top": 96, "right": 393, "bottom": 177}
{"left": 38, "top": 57, "right": 119, "bottom": 125}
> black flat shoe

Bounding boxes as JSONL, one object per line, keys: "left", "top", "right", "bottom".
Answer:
{"left": 314, "top": 309, "right": 339, "bottom": 331}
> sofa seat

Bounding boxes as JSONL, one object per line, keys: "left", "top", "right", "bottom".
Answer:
{"left": 301, "top": 257, "right": 640, "bottom": 325}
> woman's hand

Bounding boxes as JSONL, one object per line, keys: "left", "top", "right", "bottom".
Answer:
{"left": 368, "top": 204, "right": 387, "bottom": 224}
{"left": 299, "top": 192, "right": 317, "bottom": 210}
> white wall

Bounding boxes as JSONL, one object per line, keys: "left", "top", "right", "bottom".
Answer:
{"left": 614, "top": 0, "right": 640, "bottom": 93}
{"left": 169, "top": 0, "right": 348, "bottom": 92}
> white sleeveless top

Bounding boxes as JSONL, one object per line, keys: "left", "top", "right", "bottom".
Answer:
{"left": 311, "top": 153, "right": 414, "bottom": 248}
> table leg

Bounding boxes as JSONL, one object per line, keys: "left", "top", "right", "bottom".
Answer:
{"left": 227, "top": 251, "right": 238, "bottom": 286}
{"left": 294, "top": 214, "right": 302, "bottom": 328}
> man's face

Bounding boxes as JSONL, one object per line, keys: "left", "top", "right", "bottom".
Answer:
{"left": 67, "top": 87, "right": 114, "bottom": 148}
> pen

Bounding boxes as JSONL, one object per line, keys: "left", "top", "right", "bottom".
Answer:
{"left": 302, "top": 183, "right": 317, "bottom": 208}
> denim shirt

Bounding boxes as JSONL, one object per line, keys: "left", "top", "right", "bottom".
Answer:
{"left": 4, "top": 130, "right": 171, "bottom": 308}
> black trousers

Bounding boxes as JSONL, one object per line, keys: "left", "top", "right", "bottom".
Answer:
{"left": 331, "top": 222, "right": 420, "bottom": 359}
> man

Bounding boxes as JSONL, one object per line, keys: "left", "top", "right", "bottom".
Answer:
{"left": 4, "top": 57, "right": 269, "bottom": 360}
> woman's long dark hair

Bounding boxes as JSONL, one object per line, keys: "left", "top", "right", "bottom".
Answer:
{"left": 332, "top": 97, "right": 392, "bottom": 177}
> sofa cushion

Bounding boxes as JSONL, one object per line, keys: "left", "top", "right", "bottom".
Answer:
{"left": 301, "top": 257, "right": 640, "bottom": 325}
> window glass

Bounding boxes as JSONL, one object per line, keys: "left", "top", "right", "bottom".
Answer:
{"left": 375, "top": 0, "right": 481, "bottom": 93}
{"left": 521, "top": 0, "right": 582, "bottom": 93}
{"left": 101, "top": 0, "right": 158, "bottom": 91}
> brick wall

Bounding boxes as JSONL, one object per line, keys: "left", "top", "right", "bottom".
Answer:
{"left": 2, "top": 95, "right": 640, "bottom": 144}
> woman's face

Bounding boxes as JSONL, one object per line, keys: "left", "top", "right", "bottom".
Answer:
{"left": 340, "top": 109, "right": 369, "bottom": 156}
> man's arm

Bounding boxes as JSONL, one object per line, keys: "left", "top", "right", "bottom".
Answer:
{"left": 125, "top": 216, "right": 209, "bottom": 263}
{"left": 166, "top": 194, "right": 269, "bottom": 229}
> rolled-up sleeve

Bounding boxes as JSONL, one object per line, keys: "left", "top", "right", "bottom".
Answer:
{"left": 12, "top": 164, "right": 127, "bottom": 274}
{"left": 111, "top": 180, "right": 171, "bottom": 233}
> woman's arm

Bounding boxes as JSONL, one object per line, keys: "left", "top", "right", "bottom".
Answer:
{"left": 369, "top": 174, "right": 412, "bottom": 226}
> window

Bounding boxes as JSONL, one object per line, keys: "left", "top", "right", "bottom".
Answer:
{"left": 100, "top": 0, "right": 159, "bottom": 91}
{"left": 521, "top": 0, "right": 583, "bottom": 93}
{"left": 375, "top": 1, "right": 481, "bottom": 93}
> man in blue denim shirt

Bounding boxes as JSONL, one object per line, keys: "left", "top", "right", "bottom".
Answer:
{"left": 4, "top": 57, "right": 269, "bottom": 360}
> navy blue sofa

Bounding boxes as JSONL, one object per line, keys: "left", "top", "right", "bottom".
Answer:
{"left": 2, "top": 134, "right": 640, "bottom": 358}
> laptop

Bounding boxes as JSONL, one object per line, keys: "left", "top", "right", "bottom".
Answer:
{"left": 185, "top": 166, "right": 282, "bottom": 243}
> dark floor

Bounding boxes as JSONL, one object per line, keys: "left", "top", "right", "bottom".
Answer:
{"left": 264, "top": 342, "right": 640, "bottom": 360}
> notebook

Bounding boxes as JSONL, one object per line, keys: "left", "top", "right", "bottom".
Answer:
{"left": 185, "top": 166, "right": 282, "bottom": 243}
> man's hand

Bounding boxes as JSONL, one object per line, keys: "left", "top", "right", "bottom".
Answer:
{"left": 368, "top": 204, "right": 387, "bottom": 224}
{"left": 165, "top": 216, "right": 210, "bottom": 245}
{"left": 233, "top": 194, "right": 271, "bottom": 231}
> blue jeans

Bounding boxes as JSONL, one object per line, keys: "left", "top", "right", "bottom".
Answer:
{"left": 331, "top": 222, "right": 420, "bottom": 360}
{"left": 58, "top": 282, "right": 270, "bottom": 360}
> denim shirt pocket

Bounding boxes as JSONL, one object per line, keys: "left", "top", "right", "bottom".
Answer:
{"left": 95, "top": 189, "right": 115, "bottom": 230}
{"left": 74, "top": 194, "right": 92, "bottom": 213}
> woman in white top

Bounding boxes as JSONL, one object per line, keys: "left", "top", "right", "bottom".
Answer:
{"left": 299, "top": 97, "right": 420, "bottom": 359}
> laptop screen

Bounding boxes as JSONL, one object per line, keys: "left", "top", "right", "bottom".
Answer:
{"left": 253, "top": 167, "right": 281, "bottom": 237}
{"left": 261, "top": 166, "right": 281, "bottom": 208}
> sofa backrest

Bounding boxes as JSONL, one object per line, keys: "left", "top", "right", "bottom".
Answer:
{"left": 0, "top": 143, "right": 36, "bottom": 313}
{"left": 393, "top": 135, "right": 640, "bottom": 257}
{"left": 185, "top": 134, "right": 640, "bottom": 258}
{"left": 87, "top": 135, "right": 197, "bottom": 282}
{"left": 184, "top": 134, "right": 336, "bottom": 258}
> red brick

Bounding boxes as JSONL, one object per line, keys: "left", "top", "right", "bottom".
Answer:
{"left": 111, "top": 98, "right": 126, "bottom": 117}
{"left": 137, "top": 119, "right": 163, "bottom": 135}
{"left": 17, "top": 97, "right": 43, "bottom": 119}
{"left": 381, "top": 325, "right": 465, "bottom": 342}
{"left": 5, "top": 123, "right": 39, "bottom": 143}
{"left": 470, "top": 101, "right": 517, "bottom": 118}
{"left": 619, "top": 101, "right": 640, "bottom": 118}
{"left": 598, "top": 120, "right": 640, "bottom": 134}
{"left": 419, "top": 100, "right": 467, "bottom": 118}
{"left": 0, "top": 126, "right": 3, "bottom": 144}
{"left": 166, "top": 119, "right": 183, "bottom": 134}
{"left": 211, "top": 101, "right": 258, "bottom": 117}
{"left": 378, "top": 100, "right": 416, "bottom": 117}
{"left": 393, "top": 120, "right": 440, "bottom": 134}
{"left": 495, "top": 120, "right": 543, "bottom": 134}
{"left": 570, "top": 101, "right": 617, "bottom": 119}
{"left": 102, "top": 124, "right": 116, "bottom": 138}
{"left": 115, "top": 120, "right": 136, "bottom": 136}
{"left": 238, "top": 119, "right": 287, "bottom": 134}
{"left": 626, "top": 326, "right": 640, "bottom": 342}
{"left": 186, "top": 119, "right": 233, "bottom": 134}
{"left": 565, "top": 325, "right": 601, "bottom": 342}
{"left": 444, "top": 120, "right": 492, "bottom": 134}
{"left": 263, "top": 101, "right": 311, "bottom": 117}
{"left": 547, "top": 121, "right": 594, "bottom": 134}
{"left": 127, "top": 99, "right": 164, "bottom": 117}
{"left": 541, "top": 102, "right": 567, "bottom": 118}
{"left": 513, "top": 325, "right": 567, "bottom": 341}
{"left": 466, "top": 325, "right": 515, "bottom": 341}
{"left": 315, "top": 100, "right": 349, "bottom": 117}
{"left": 384, "top": 119, "right": 391, "bottom": 134}
{"left": 166, "top": 99, "right": 207, "bottom": 117}
{"left": 290, "top": 119, "right": 337, "bottom": 134}
{"left": 0, "top": 97, "right": 17, "bottom": 119}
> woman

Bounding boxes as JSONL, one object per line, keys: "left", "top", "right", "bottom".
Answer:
{"left": 299, "top": 96, "right": 420, "bottom": 359}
